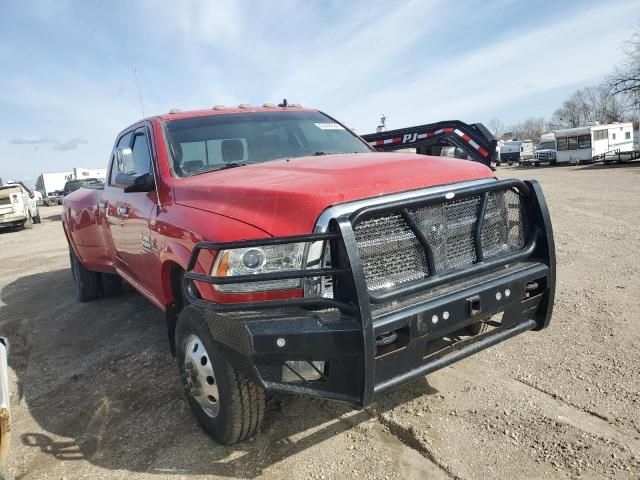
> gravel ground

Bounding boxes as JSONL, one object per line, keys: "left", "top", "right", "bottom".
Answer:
{"left": 0, "top": 162, "right": 639, "bottom": 479}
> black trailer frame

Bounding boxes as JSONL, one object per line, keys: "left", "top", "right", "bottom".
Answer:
{"left": 183, "top": 179, "right": 555, "bottom": 406}
{"left": 361, "top": 120, "right": 497, "bottom": 167}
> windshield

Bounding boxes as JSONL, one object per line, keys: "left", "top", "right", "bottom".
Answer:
{"left": 537, "top": 141, "right": 555, "bottom": 150}
{"left": 164, "top": 110, "right": 372, "bottom": 177}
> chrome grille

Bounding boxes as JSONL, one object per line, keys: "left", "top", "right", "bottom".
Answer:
{"left": 353, "top": 189, "right": 528, "bottom": 293}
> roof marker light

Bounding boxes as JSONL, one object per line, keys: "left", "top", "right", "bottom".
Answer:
{"left": 212, "top": 105, "right": 225, "bottom": 110}
{"left": 168, "top": 108, "right": 181, "bottom": 114}
{"left": 290, "top": 103, "right": 302, "bottom": 108}
{"left": 263, "top": 102, "right": 275, "bottom": 107}
{"left": 238, "top": 103, "right": 251, "bottom": 109}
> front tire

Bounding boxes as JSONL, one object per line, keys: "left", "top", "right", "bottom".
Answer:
{"left": 176, "top": 305, "right": 265, "bottom": 445}
{"left": 69, "top": 247, "right": 101, "bottom": 302}
{"left": 101, "top": 273, "right": 123, "bottom": 297}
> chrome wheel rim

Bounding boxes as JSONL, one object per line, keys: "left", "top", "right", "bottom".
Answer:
{"left": 183, "top": 334, "right": 220, "bottom": 418}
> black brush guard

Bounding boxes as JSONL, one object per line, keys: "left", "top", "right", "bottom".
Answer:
{"left": 183, "top": 179, "right": 555, "bottom": 406}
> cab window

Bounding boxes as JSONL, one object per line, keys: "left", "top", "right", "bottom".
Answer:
{"left": 130, "top": 131, "right": 152, "bottom": 176}
{"left": 110, "top": 132, "right": 133, "bottom": 185}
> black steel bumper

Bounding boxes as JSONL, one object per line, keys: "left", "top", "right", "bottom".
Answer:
{"left": 184, "top": 179, "right": 555, "bottom": 406}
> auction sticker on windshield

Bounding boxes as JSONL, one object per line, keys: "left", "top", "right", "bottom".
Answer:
{"left": 314, "top": 123, "right": 344, "bottom": 130}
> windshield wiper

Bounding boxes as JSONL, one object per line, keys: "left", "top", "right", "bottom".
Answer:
{"left": 216, "top": 162, "right": 246, "bottom": 170}
{"left": 313, "top": 150, "right": 343, "bottom": 156}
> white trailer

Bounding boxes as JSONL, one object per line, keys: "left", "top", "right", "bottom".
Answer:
{"left": 73, "top": 167, "right": 107, "bottom": 181}
{"left": 499, "top": 140, "right": 533, "bottom": 165}
{"left": 555, "top": 122, "right": 635, "bottom": 164}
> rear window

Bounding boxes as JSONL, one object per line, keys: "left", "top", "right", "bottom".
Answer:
{"left": 164, "top": 111, "right": 371, "bottom": 177}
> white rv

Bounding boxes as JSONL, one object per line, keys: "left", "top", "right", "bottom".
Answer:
{"left": 499, "top": 140, "right": 534, "bottom": 165}
{"left": 555, "top": 122, "right": 634, "bottom": 164}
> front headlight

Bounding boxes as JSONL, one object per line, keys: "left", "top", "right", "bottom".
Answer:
{"left": 211, "top": 243, "right": 306, "bottom": 292}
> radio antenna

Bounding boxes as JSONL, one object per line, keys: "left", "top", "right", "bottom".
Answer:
{"left": 134, "top": 69, "right": 145, "bottom": 117}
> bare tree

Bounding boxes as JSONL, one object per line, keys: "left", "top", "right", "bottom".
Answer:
{"left": 486, "top": 118, "right": 505, "bottom": 138}
{"left": 608, "top": 23, "right": 640, "bottom": 112}
{"left": 509, "top": 117, "right": 548, "bottom": 142}
{"left": 551, "top": 85, "right": 626, "bottom": 128}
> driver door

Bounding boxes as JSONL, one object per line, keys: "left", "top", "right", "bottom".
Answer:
{"left": 106, "top": 127, "right": 160, "bottom": 289}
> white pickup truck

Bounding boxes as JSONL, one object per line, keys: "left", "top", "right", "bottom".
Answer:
{"left": 0, "top": 182, "right": 41, "bottom": 229}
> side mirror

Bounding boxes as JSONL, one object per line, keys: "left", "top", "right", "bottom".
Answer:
{"left": 28, "top": 191, "right": 34, "bottom": 199}
{"left": 114, "top": 172, "right": 154, "bottom": 193}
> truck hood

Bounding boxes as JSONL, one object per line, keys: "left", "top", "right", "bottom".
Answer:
{"left": 173, "top": 152, "right": 493, "bottom": 236}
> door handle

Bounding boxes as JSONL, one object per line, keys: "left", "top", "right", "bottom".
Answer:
{"left": 117, "top": 206, "right": 129, "bottom": 216}
{"left": 97, "top": 200, "right": 107, "bottom": 208}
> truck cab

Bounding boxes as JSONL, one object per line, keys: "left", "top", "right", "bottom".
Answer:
{"left": 532, "top": 133, "right": 557, "bottom": 166}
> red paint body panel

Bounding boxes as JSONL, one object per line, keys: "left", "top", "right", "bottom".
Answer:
{"left": 172, "top": 152, "right": 492, "bottom": 236}
{"left": 62, "top": 109, "right": 494, "bottom": 312}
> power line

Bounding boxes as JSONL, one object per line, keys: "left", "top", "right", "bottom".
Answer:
{"left": 134, "top": 68, "right": 145, "bottom": 118}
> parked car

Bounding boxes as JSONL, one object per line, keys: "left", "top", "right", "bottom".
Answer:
{"left": 62, "top": 104, "right": 556, "bottom": 444}
{"left": 0, "top": 181, "right": 41, "bottom": 229}
{"left": 63, "top": 178, "right": 103, "bottom": 196}
{"left": 43, "top": 190, "right": 64, "bottom": 206}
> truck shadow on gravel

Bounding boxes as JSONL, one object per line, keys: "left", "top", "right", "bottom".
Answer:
{"left": 1, "top": 269, "right": 436, "bottom": 478}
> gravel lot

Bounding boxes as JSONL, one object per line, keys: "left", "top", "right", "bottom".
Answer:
{"left": 1, "top": 162, "right": 639, "bottom": 479}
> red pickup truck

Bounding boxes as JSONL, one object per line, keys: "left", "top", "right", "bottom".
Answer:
{"left": 62, "top": 105, "right": 555, "bottom": 444}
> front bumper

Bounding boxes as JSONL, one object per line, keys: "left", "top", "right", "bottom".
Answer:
{"left": 184, "top": 179, "right": 555, "bottom": 406}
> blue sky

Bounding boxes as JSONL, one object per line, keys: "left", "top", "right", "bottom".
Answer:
{"left": 1, "top": 0, "right": 639, "bottom": 185}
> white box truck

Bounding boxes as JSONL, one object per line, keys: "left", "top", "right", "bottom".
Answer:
{"left": 35, "top": 171, "right": 73, "bottom": 205}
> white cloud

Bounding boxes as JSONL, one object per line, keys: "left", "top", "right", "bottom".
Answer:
{"left": 9, "top": 136, "right": 57, "bottom": 145}
{"left": 333, "top": 1, "right": 640, "bottom": 130}
{"left": 7, "top": 134, "right": 88, "bottom": 151}
{"left": 54, "top": 137, "right": 88, "bottom": 151}
{"left": 1, "top": 0, "right": 639, "bottom": 184}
